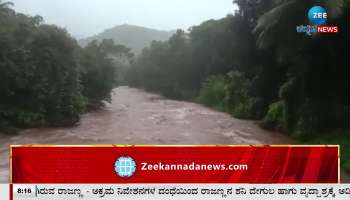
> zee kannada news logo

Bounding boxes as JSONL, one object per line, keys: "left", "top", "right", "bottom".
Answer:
{"left": 296, "top": 6, "right": 339, "bottom": 35}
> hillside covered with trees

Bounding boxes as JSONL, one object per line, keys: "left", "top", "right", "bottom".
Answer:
{"left": 0, "top": 0, "right": 133, "bottom": 132}
{"left": 126, "top": 0, "right": 350, "bottom": 170}
{"left": 79, "top": 24, "right": 175, "bottom": 55}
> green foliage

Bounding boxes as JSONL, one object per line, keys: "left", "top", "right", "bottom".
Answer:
{"left": 2, "top": 0, "right": 350, "bottom": 175}
{"left": 225, "top": 71, "right": 257, "bottom": 119}
{"left": 127, "top": 30, "right": 194, "bottom": 99}
{"left": 253, "top": 0, "right": 350, "bottom": 135}
{"left": 197, "top": 71, "right": 259, "bottom": 119}
{"left": 261, "top": 101, "right": 286, "bottom": 132}
{"left": 126, "top": 0, "right": 350, "bottom": 156}
{"left": 0, "top": 2, "right": 132, "bottom": 132}
{"left": 197, "top": 75, "right": 227, "bottom": 110}
{"left": 79, "top": 39, "right": 133, "bottom": 106}
{"left": 0, "top": 5, "right": 86, "bottom": 129}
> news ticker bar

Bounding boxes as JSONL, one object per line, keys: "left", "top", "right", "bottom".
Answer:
{"left": 11, "top": 145, "right": 339, "bottom": 184}
{"left": 0, "top": 184, "right": 9, "bottom": 200}
{"left": 11, "top": 184, "right": 350, "bottom": 200}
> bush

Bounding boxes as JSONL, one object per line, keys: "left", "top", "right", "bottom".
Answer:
{"left": 197, "top": 75, "right": 227, "bottom": 110}
{"left": 233, "top": 98, "right": 259, "bottom": 119}
{"left": 261, "top": 101, "right": 286, "bottom": 132}
{"left": 225, "top": 71, "right": 257, "bottom": 118}
{"left": 197, "top": 71, "right": 260, "bottom": 119}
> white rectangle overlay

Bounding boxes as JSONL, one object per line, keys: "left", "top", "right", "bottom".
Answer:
{"left": 0, "top": 184, "right": 9, "bottom": 200}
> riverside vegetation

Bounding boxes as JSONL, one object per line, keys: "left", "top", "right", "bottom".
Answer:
{"left": 126, "top": 0, "right": 350, "bottom": 171}
{"left": 0, "top": 1, "right": 133, "bottom": 131}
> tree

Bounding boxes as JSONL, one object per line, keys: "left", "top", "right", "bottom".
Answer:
{"left": 126, "top": 0, "right": 350, "bottom": 137}
{"left": 79, "top": 39, "right": 133, "bottom": 106}
{"left": 0, "top": 0, "right": 14, "bottom": 16}
{"left": 0, "top": 2, "right": 130, "bottom": 131}
{"left": 0, "top": 6, "right": 86, "bottom": 129}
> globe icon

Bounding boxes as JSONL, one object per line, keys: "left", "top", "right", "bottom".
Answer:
{"left": 114, "top": 156, "right": 136, "bottom": 177}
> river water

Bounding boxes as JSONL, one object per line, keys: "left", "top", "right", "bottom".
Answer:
{"left": 0, "top": 86, "right": 348, "bottom": 182}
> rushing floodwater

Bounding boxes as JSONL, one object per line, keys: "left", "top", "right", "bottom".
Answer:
{"left": 0, "top": 86, "right": 348, "bottom": 182}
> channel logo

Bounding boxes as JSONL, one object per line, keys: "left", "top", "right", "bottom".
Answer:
{"left": 297, "top": 6, "right": 339, "bottom": 35}
{"left": 308, "top": 6, "right": 327, "bottom": 25}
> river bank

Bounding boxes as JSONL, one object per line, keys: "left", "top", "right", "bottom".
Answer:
{"left": 0, "top": 87, "right": 348, "bottom": 182}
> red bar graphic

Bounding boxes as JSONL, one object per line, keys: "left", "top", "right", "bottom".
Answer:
{"left": 11, "top": 145, "right": 339, "bottom": 184}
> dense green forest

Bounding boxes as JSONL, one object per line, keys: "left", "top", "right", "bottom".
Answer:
{"left": 0, "top": 1, "right": 132, "bottom": 131}
{"left": 127, "top": 0, "right": 350, "bottom": 170}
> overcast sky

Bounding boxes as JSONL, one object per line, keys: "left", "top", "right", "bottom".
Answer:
{"left": 10, "top": 0, "right": 235, "bottom": 39}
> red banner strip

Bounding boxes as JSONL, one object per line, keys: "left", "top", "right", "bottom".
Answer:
{"left": 11, "top": 146, "right": 339, "bottom": 184}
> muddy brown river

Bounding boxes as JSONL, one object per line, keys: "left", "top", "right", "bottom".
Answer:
{"left": 0, "top": 86, "right": 349, "bottom": 182}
